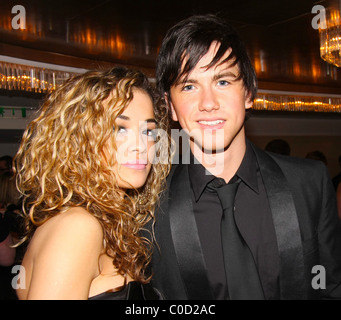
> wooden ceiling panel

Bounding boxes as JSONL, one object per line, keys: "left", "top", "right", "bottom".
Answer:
{"left": 0, "top": 0, "right": 340, "bottom": 93}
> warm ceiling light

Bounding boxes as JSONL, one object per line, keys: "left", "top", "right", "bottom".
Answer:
{"left": 0, "top": 56, "right": 87, "bottom": 93}
{"left": 319, "top": 8, "right": 341, "bottom": 67}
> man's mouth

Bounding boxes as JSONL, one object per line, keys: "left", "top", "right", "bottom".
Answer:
{"left": 198, "top": 120, "right": 224, "bottom": 125}
{"left": 197, "top": 119, "right": 225, "bottom": 129}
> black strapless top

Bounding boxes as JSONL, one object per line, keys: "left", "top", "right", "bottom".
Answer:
{"left": 88, "top": 281, "right": 163, "bottom": 300}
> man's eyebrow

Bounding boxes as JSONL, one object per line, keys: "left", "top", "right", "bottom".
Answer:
{"left": 213, "top": 71, "right": 238, "bottom": 81}
{"left": 177, "top": 78, "right": 198, "bottom": 85}
{"left": 176, "top": 71, "right": 238, "bottom": 86}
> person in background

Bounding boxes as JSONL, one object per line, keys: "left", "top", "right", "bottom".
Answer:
{"left": 333, "top": 155, "right": 341, "bottom": 220}
{"left": 264, "top": 139, "right": 291, "bottom": 156}
{"left": 0, "top": 171, "right": 19, "bottom": 266}
{"left": 337, "top": 184, "right": 341, "bottom": 220}
{"left": 0, "top": 171, "right": 22, "bottom": 299}
{"left": 0, "top": 155, "right": 13, "bottom": 175}
{"left": 150, "top": 14, "right": 341, "bottom": 300}
{"left": 305, "top": 150, "right": 328, "bottom": 166}
{"left": 332, "top": 155, "right": 341, "bottom": 191}
{"left": 14, "top": 67, "right": 171, "bottom": 300}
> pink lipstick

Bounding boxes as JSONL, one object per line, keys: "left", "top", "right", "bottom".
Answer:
{"left": 121, "top": 160, "right": 147, "bottom": 170}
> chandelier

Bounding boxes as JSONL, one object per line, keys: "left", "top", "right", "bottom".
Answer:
{"left": 254, "top": 90, "right": 341, "bottom": 113}
{"left": 319, "top": 8, "right": 341, "bottom": 67}
{"left": 0, "top": 56, "right": 86, "bottom": 93}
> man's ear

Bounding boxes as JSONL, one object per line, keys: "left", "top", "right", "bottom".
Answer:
{"left": 165, "top": 93, "right": 178, "bottom": 122}
{"left": 245, "top": 91, "right": 254, "bottom": 110}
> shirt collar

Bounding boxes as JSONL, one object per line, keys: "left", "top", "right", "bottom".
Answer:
{"left": 236, "top": 140, "right": 259, "bottom": 194}
{"left": 188, "top": 153, "right": 216, "bottom": 202}
{"left": 188, "top": 140, "right": 259, "bottom": 202}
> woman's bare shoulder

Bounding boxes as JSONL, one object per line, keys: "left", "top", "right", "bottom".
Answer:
{"left": 18, "top": 207, "right": 104, "bottom": 299}
{"left": 28, "top": 207, "right": 104, "bottom": 259}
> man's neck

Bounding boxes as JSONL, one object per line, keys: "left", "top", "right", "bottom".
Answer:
{"left": 190, "top": 134, "right": 247, "bottom": 183}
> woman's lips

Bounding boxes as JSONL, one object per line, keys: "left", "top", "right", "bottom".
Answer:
{"left": 121, "top": 160, "right": 147, "bottom": 170}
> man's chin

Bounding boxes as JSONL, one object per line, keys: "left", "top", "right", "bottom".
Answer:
{"left": 193, "top": 140, "right": 228, "bottom": 155}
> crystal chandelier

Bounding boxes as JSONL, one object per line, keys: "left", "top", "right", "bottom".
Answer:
{"left": 0, "top": 56, "right": 86, "bottom": 93}
{"left": 319, "top": 8, "right": 341, "bottom": 67}
{"left": 254, "top": 91, "right": 341, "bottom": 113}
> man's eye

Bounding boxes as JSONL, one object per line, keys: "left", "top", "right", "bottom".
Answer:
{"left": 217, "top": 80, "right": 229, "bottom": 86}
{"left": 182, "top": 84, "right": 195, "bottom": 91}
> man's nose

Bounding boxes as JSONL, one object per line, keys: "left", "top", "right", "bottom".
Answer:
{"left": 198, "top": 87, "right": 220, "bottom": 112}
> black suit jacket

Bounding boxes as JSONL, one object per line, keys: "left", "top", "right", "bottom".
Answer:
{"left": 151, "top": 142, "right": 341, "bottom": 300}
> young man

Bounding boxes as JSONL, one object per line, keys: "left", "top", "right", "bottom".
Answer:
{"left": 151, "top": 14, "right": 341, "bottom": 300}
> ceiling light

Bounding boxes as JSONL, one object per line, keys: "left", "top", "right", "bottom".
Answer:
{"left": 319, "top": 8, "right": 341, "bottom": 67}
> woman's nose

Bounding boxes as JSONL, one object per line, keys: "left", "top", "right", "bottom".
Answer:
{"left": 128, "top": 131, "right": 148, "bottom": 154}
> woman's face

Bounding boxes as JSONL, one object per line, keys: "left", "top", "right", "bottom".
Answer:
{"left": 110, "top": 89, "right": 157, "bottom": 189}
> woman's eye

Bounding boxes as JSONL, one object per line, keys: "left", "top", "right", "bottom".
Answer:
{"left": 114, "top": 126, "right": 127, "bottom": 134}
{"left": 144, "top": 129, "right": 157, "bottom": 141}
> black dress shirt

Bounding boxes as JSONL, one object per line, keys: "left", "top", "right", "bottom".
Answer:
{"left": 188, "top": 141, "right": 281, "bottom": 299}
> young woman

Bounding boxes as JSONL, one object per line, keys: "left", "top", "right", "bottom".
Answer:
{"left": 14, "top": 67, "right": 171, "bottom": 300}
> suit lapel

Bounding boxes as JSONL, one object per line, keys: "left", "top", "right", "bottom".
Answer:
{"left": 169, "top": 164, "right": 214, "bottom": 299}
{"left": 251, "top": 143, "right": 307, "bottom": 300}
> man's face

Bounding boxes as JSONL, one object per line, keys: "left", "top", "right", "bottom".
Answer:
{"left": 168, "top": 42, "right": 252, "bottom": 154}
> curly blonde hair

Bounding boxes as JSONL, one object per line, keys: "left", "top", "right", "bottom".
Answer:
{"left": 14, "top": 67, "right": 171, "bottom": 283}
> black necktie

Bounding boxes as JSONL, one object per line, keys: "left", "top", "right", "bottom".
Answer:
{"left": 207, "top": 177, "right": 264, "bottom": 300}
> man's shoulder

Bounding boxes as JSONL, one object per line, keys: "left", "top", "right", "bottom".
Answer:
{"left": 270, "top": 151, "right": 324, "bottom": 168}
{"left": 251, "top": 142, "right": 327, "bottom": 178}
{"left": 265, "top": 150, "right": 328, "bottom": 181}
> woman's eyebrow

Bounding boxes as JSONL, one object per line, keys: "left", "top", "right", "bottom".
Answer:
{"left": 117, "top": 114, "right": 129, "bottom": 121}
{"left": 117, "top": 115, "right": 157, "bottom": 124}
{"left": 146, "top": 119, "right": 157, "bottom": 124}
